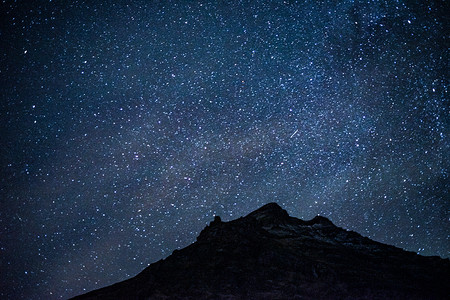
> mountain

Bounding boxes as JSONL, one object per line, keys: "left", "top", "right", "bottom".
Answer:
{"left": 71, "top": 203, "right": 449, "bottom": 299}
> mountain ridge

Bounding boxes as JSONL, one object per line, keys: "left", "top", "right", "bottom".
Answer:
{"left": 71, "top": 202, "right": 449, "bottom": 299}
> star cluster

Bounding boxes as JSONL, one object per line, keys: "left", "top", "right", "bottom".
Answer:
{"left": 1, "top": 1, "right": 448, "bottom": 299}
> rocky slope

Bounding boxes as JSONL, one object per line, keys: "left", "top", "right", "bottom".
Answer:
{"left": 71, "top": 203, "right": 449, "bottom": 299}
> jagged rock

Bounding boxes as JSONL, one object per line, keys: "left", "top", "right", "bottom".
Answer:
{"left": 71, "top": 203, "right": 449, "bottom": 299}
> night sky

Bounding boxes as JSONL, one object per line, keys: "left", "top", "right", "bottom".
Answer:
{"left": 1, "top": 0, "right": 448, "bottom": 299}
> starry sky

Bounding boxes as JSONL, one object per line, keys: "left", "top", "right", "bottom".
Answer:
{"left": 1, "top": 0, "right": 448, "bottom": 299}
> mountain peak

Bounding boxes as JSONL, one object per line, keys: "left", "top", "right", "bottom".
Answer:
{"left": 246, "top": 202, "right": 289, "bottom": 222}
{"left": 71, "top": 203, "right": 450, "bottom": 300}
{"left": 308, "top": 215, "right": 335, "bottom": 226}
{"left": 256, "top": 202, "right": 283, "bottom": 211}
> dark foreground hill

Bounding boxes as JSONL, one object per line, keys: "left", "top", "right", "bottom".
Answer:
{"left": 71, "top": 203, "right": 449, "bottom": 299}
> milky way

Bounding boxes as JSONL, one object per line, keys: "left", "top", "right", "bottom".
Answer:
{"left": 1, "top": 1, "right": 448, "bottom": 299}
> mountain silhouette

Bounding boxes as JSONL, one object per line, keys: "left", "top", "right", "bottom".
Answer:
{"left": 71, "top": 203, "right": 449, "bottom": 299}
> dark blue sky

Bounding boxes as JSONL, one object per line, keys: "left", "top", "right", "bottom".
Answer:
{"left": 1, "top": 1, "right": 448, "bottom": 299}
